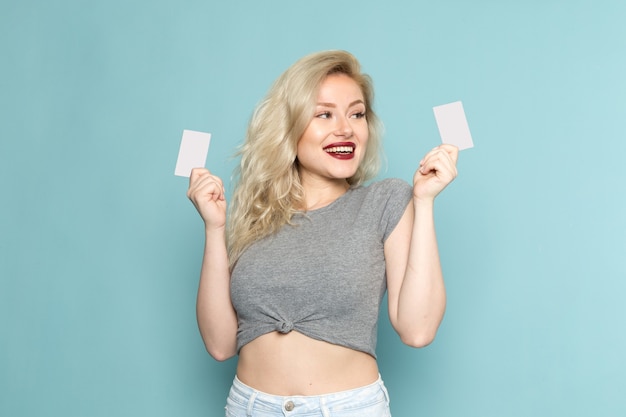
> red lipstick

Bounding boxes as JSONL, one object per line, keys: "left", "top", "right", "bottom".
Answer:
{"left": 323, "top": 142, "right": 356, "bottom": 160}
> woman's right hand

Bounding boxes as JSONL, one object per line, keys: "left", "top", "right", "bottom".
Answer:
{"left": 187, "top": 168, "right": 227, "bottom": 230}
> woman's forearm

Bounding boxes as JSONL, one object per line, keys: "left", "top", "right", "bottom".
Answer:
{"left": 196, "top": 227, "right": 238, "bottom": 361}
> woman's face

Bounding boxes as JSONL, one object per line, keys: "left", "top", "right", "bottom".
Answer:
{"left": 296, "top": 73, "right": 369, "bottom": 185}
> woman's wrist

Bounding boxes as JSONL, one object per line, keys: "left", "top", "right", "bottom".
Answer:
{"left": 412, "top": 195, "right": 435, "bottom": 209}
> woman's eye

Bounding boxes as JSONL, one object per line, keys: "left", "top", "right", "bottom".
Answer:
{"left": 351, "top": 112, "right": 366, "bottom": 119}
{"left": 316, "top": 111, "right": 331, "bottom": 119}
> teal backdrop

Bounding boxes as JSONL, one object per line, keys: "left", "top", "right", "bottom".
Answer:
{"left": 2, "top": 1, "right": 625, "bottom": 416}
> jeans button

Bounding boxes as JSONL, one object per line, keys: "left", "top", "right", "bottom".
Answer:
{"left": 284, "top": 400, "right": 295, "bottom": 411}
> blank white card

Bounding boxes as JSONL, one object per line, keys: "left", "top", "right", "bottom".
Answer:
{"left": 174, "top": 130, "right": 211, "bottom": 177}
{"left": 433, "top": 101, "right": 474, "bottom": 150}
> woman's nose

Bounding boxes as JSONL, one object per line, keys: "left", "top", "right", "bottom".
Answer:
{"left": 334, "top": 116, "right": 353, "bottom": 137}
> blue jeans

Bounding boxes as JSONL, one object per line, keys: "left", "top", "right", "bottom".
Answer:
{"left": 225, "top": 375, "right": 392, "bottom": 417}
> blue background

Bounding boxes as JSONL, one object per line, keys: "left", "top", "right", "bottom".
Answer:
{"left": 2, "top": 1, "right": 625, "bottom": 416}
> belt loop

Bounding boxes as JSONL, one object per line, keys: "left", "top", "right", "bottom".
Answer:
{"left": 379, "top": 379, "right": 390, "bottom": 405}
{"left": 246, "top": 390, "right": 258, "bottom": 417}
{"left": 320, "top": 396, "right": 330, "bottom": 417}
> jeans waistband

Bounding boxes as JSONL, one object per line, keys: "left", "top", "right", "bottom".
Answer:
{"left": 227, "top": 374, "right": 390, "bottom": 416}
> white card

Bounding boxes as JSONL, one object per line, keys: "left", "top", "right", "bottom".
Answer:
{"left": 174, "top": 130, "right": 211, "bottom": 177}
{"left": 433, "top": 101, "right": 474, "bottom": 150}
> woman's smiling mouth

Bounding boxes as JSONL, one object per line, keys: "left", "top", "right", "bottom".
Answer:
{"left": 323, "top": 142, "right": 356, "bottom": 159}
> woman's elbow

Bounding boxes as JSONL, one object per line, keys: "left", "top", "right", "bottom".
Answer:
{"left": 399, "top": 329, "right": 438, "bottom": 348}
{"left": 197, "top": 326, "right": 237, "bottom": 361}
{"left": 206, "top": 345, "right": 237, "bottom": 362}
{"left": 201, "top": 336, "right": 237, "bottom": 361}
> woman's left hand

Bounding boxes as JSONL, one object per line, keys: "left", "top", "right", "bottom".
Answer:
{"left": 413, "top": 144, "right": 459, "bottom": 201}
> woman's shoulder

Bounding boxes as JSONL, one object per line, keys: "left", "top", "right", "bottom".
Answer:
{"left": 351, "top": 178, "right": 413, "bottom": 239}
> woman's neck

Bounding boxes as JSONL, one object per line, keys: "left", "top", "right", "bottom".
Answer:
{"left": 300, "top": 178, "right": 350, "bottom": 211}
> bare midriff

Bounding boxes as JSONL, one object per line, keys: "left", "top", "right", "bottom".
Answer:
{"left": 236, "top": 331, "right": 379, "bottom": 396}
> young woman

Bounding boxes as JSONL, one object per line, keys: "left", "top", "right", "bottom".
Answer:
{"left": 187, "top": 50, "right": 458, "bottom": 417}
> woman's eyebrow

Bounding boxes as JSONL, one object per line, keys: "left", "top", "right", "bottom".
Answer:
{"left": 316, "top": 99, "right": 365, "bottom": 107}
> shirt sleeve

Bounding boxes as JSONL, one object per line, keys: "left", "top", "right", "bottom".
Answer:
{"left": 377, "top": 178, "right": 414, "bottom": 242}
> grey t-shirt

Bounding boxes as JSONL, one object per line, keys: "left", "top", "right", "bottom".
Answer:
{"left": 230, "top": 178, "right": 413, "bottom": 357}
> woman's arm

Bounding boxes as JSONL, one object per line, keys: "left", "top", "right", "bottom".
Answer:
{"left": 187, "top": 168, "right": 238, "bottom": 361}
{"left": 385, "top": 145, "right": 458, "bottom": 347}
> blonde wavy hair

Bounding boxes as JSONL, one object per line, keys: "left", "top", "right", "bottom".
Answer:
{"left": 227, "top": 50, "right": 383, "bottom": 267}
